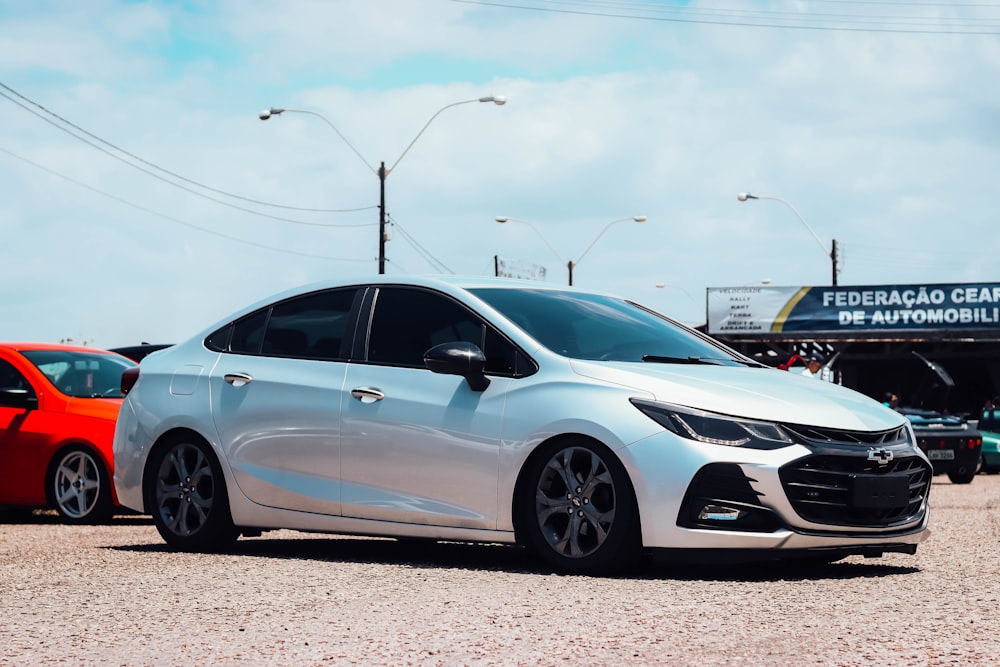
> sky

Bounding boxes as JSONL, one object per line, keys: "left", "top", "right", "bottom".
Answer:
{"left": 1, "top": 0, "right": 999, "bottom": 348}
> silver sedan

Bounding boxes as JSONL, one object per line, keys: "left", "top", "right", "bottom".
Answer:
{"left": 113, "top": 276, "right": 930, "bottom": 574}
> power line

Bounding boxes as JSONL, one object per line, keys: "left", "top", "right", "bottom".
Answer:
{"left": 389, "top": 216, "right": 455, "bottom": 274}
{"left": 0, "top": 82, "right": 377, "bottom": 225}
{"left": 455, "top": 0, "right": 1000, "bottom": 34}
{"left": 0, "top": 144, "right": 371, "bottom": 263}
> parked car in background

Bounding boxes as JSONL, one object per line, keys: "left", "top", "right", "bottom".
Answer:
{"left": 109, "top": 343, "right": 172, "bottom": 363}
{"left": 895, "top": 352, "right": 981, "bottom": 484}
{"left": 976, "top": 409, "right": 1000, "bottom": 474}
{"left": 0, "top": 342, "right": 136, "bottom": 523}
{"left": 114, "top": 276, "right": 931, "bottom": 574}
{"left": 900, "top": 408, "right": 981, "bottom": 484}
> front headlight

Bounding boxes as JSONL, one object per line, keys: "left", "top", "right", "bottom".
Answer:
{"left": 630, "top": 399, "right": 794, "bottom": 450}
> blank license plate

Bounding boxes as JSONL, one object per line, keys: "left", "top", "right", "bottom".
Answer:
{"left": 928, "top": 449, "right": 955, "bottom": 461}
{"left": 851, "top": 475, "right": 909, "bottom": 510}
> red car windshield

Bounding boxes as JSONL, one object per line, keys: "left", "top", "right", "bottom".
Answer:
{"left": 21, "top": 349, "right": 136, "bottom": 398}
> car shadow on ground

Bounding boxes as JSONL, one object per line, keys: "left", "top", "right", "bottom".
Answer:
{"left": 111, "top": 534, "right": 920, "bottom": 582}
{"left": 0, "top": 508, "right": 150, "bottom": 526}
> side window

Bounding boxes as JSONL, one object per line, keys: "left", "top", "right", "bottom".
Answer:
{"left": 368, "top": 288, "right": 479, "bottom": 367}
{"left": 481, "top": 326, "right": 518, "bottom": 375}
{"left": 207, "top": 288, "right": 359, "bottom": 360}
{"left": 0, "top": 359, "right": 30, "bottom": 391}
{"left": 229, "top": 311, "right": 269, "bottom": 355}
{"left": 262, "top": 288, "right": 358, "bottom": 360}
{"left": 0, "top": 358, "right": 34, "bottom": 408}
{"left": 366, "top": 287, "right": 520, "bottom": 374}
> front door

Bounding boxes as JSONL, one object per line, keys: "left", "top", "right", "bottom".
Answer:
{"left": 339, "top": 286, "right": 512, "bottom": 529}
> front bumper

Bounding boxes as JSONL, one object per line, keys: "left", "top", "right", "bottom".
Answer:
{"left": 621, "top": 428, "right": 931, "bottom": 554}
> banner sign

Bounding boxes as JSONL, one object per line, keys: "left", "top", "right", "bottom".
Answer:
{"left": 707, "top": 282, "right": 1000, "bottom": 335}
{"left": 495, "top": 256, "right": 547, "bottom": 281}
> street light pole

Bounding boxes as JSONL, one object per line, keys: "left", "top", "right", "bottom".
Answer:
{"left": 260, "top": 95, "right": 506, "bottom": 274}
{"left": 737, "top": 192, "right": 838, "bottom": 286}
{"left": 569, "top": 216, "right": 647, "bottom": 286}
{"left": 494, "top": 215, "right": 647, "bottom": 286}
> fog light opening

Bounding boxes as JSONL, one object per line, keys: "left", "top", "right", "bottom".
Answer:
{"left": 698, "top": 504, "right": 745, "bottom": 522}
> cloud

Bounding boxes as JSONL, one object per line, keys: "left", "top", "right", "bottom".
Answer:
{"left": 1, "top": 0, "right": 999, "bottom": 344}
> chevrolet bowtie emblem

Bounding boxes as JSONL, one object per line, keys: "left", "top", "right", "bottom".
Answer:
{"left": 867, "top": 447, "right": 894, "bottom": 466}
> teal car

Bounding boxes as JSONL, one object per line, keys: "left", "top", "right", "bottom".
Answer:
{"left": 978, "top": 409, "right": 1000, "bottom": 474}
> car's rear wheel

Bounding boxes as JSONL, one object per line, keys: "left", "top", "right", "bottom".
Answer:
{"left": 947, "top": 464, "right": 977, "bottom": 485}
{"left": 50, "top": 446, "right": 114, "bottom": 524}
{"left": 147, "top": 435, "right": 238, "bottom": 551}
{"left": 520, "top": 439, "right": 640, "bottom": 575}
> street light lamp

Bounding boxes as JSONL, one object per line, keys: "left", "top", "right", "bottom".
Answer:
{"left": 737, "top": 192, "right": 839, "bottom": 286}
{"left": 494, "top": 215, "right": 647, "bottom": 286}
{"left": 260, "top": 95, "right": 506, "bottom": 274}
{"left": 654, "top": 283, "right": 697, "bottom": 302}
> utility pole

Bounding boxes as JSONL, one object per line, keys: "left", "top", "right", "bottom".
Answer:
{"left": 378, "top": 161, "right": 387, "bottom": 274}
{"left": 260, "top": 96, "right": 505, "bottom": 277}
{"left": 831, "top": 238, "right": 839, "bottom": 287}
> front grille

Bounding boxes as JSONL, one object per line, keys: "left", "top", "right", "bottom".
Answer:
{"left": 779, "top": 454, "right": 931, "bottom": 527}
{"left": 783, "top": 424, "right": 909, "bottom": 447}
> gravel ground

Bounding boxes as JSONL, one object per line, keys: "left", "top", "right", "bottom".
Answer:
{"left": 2, "top": 475, "right": 999, "bottom": 667}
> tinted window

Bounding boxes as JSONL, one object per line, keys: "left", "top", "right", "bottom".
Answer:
{"left": 209, "top": 288, "right": 359, "bottom": 360}
{"left": 367, "top": 287, "right": 520, "bottom": 374}
{"left": 262, "top": 289, "right": 358, "bottom": 360}
{"left": 470, "top": 287, "right": 744, "bottom": 364}
{"left": 229, "top": 311, "right": 268, "bottom": 355}
{"left": 20, "top": 350, "right": 136, "bottom": 398}
{"left": 0, "top": 359, "right": 30, "bottom": 391}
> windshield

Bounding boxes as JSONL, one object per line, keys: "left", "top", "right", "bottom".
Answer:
{"left": 470, "top": 287, "right": 750, "bottom": 365}
{"left": 22, "top": 349, "right": 137, "bottom": 398}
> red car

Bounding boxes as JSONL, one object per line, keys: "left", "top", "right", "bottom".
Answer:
{"left": 0, "top": 342, "right": 136, "bottom": 523}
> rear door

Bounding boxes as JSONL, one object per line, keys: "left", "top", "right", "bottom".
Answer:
{"left": 210, "top": 287, "right": 361, "bottom": 515}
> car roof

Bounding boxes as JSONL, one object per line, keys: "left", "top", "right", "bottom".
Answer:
{"left": 208, "top": 275, "right": 612, "bottom": 323}
{"left": 292, "top": 274, "right": 588, "bottom": 293}
{"left": 0, "top": 342, "right": 121, "bottom": 355}
{"left": 178, "top": 275, "right": 626, "bottom": 352}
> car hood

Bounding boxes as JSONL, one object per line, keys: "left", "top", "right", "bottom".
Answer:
{"left": 569, "top": 360, "right": 905, "bottom": 431}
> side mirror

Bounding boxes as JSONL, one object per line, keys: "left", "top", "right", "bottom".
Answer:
{"left": 423, "top": 342, "right": 491, "bottom": 392}
{"left": 0, "top": 387, "right": 38, "bottom": 410}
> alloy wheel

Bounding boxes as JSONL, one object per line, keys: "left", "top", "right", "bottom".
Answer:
{"left": 534, "top": 445, "right": 618, "bottom": 559}
{"left": 155, "top": 442, "right": 217, "bottom": 537}
{"left": 53, "top": 449, "right": 103, "bottom": 520}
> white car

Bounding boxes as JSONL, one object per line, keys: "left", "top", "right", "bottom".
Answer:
{"left": 113, "top": 276, "right": 931, "bottom": 574}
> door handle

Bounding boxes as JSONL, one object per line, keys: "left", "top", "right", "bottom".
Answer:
{"left": 224, "top": 373, "right": 253, "bottom": 387}
{"left": 351, "top": 387, "right": 385, "bottom": 403}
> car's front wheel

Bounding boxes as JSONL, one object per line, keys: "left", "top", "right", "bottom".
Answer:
{"left": 519, "top": 439, "right": 640, "bottom": 575}
{"left": 49, "top": 445, "right": 114, "bottom": 524}
{"left": 147, "top": 435, "right": 238, "bottom": 551}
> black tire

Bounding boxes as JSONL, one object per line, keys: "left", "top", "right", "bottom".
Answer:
{"left": 49, "top": 445, "right": 114, "bottom": 524}
{"left": 947, "top": 465, "right": 977, "bottom": 485}
{"left": 146, "top": 435, "right": 238, "bottom": 551}
{"left": 519, "top": 438, "right": 640, "bottom": 575}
